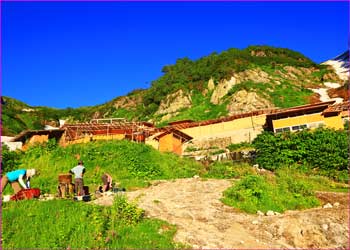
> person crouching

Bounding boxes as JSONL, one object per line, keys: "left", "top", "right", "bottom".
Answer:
{"left": 1, "top": 169, "right": 36, "bottom": 195}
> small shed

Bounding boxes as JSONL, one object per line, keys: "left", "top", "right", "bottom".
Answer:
{"left": 154, "top": 128, "right": 193, "bottom": 155}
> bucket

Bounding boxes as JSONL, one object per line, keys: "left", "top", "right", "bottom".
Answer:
{"left": 58, "top": 174, "right": 72, "bottom": 184}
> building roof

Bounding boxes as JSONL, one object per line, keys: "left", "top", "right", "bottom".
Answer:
{"left": 168, "top": 120, "right": 194, "bottom": 126}
{"left": 322, "top": 101, "right": 350, "bottom": 115}
{"left": 154, "top": 128, "right": 193, "bottom": 141}
{"left": 266, "top": 101, "right": 336, "bottom": 120}
{"left": 11, "top": 129, "right": 65, "bottom": 143}
{"left": 168, "top": 109, "right": 274, "bottom": 130}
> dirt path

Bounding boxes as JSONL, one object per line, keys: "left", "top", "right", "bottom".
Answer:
{"left": 93, "top": 178, "right": 349, "bottom": 249}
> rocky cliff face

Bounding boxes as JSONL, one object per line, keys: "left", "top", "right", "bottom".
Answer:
{"left": 113, "top": 95, "right": 142, "bottom": 109}
{"left": 155, "top": 89, "right": 192, "bottom": 121}
{"left": 210, "top": 69, "right": 271, "bottom": 105}
{"left": 226, "top": 90, "right": 274, "bottom": 114}
{"left": 150, "top": 63, "right": 342, "bottom": 122}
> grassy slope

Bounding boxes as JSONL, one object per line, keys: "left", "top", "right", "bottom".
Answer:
{"left": 2, "top": 140, "right": 203, "bottom": 194}
{"left": 2, "top": 197, "right": 179, "bottom": 249}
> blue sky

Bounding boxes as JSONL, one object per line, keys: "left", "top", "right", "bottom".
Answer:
{"left": 2, "top": 1, "right": 349, "bottom": 109}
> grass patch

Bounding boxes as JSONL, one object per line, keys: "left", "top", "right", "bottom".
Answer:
{"left": 226, "top": 142, "right": 253, "bottom": 152}
{"left": 276, "top": 168, "right": 349, "bottom": 193}
{"left": 202, "top": 161, "right": 256, "bottom": 179}
{"left": 222, "top": 173, "right": 320, "bottom": 214}
{"left": 2, "top": 196, "right": 177, "bottom": 249}
{"left": 270, "top": 81, "right": 312, "bottom": 108}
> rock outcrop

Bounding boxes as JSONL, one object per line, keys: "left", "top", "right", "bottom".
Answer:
{"left": 210, "top": 68, "right": 272, "bottom": 105}
{"left": 226, "top": 90, "right": 274, "bottom": 114}
{"left": 155, "top": 89, "right": 192, "bottom": 120}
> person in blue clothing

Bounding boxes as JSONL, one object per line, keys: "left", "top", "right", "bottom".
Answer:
{"left": 1, "top": 169, "right": 36, "bottom": 194}
{"left": 70, "top": 160, "right": 86, "bottom": 196}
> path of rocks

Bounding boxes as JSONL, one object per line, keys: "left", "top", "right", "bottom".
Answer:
{"left": 92, "top": 177, "right": 349, "bottom": 249}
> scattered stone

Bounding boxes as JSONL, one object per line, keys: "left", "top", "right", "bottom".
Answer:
{"left": 322, "top": 224, "right": 329, "bottom": 231}
{"left": 252, "top": 220, "right": 259, "bottom": 225}
{"left": 257, "top": 210, "right": 264, "bottom": 216}
{"left": 193, "top": 175, "right": 200, "bottom": 179}
{"left": 240, "top": 240, "right": 245, "bottom": 244}
{"left": 3, "top": 195, "right": 11, "bottom": 202}
{"left": 333, "top": 202, "right": 340, "bottom": 207}
{"left": 323, "top": 203, "right": 333, "bottom": 209}
{"left": 274, "top": 212, "right": 281, "bottom": 215}
{"left": 266, "top": 210, "right": 275, "bottom": 216}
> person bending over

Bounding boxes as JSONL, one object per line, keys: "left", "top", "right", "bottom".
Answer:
{"left": 1, "top": 169, "right": 36, "bottom": 194}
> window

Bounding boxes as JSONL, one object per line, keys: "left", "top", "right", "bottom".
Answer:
{"left": 292, "top": 125, "right": 300, "bottom": 131}
{"left": 292, "top": 124, "right": 307, "bottom": 131}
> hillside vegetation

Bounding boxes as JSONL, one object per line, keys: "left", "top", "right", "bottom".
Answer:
{"left": 2, "top": 45, "right": 342, "bottom": 135}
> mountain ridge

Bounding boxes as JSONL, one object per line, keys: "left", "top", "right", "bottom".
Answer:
{"left": 2, "top": 45, "right": 348, "bottom": 136}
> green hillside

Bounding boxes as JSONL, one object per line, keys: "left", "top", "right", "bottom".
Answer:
{"left": 2, "top": 45, "right": 340, "bottom": 135}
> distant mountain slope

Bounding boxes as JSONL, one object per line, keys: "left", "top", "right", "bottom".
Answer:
{"left": 322, "top": 50, "right": 349, "bottom": 82}
{"left": 1, "top": 96, "right": 97, "bottom": 136}
{"left": 2, "top": 46, "right": 345, "bottom": 136}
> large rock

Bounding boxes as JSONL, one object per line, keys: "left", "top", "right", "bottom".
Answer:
{"left": 208, "top": 78, "right": 215, "bottom": 91}
{"left": 155, "top": 89, "right": 192, "bottom": 117}
{"left": 210, "top": 69, "right": 271, "bottom": 105}
{"left": 226, "top": 90, "right": 274, "bottom": 114}
{"left": 210, "top": 76, "right": 238, "bottom": 104}
{"left": 113, "top": 95, "right": 142, "bottom": 109}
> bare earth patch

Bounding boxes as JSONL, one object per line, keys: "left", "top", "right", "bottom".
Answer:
{"left": 93, "top": 178, "right": 349, "bottom": 249}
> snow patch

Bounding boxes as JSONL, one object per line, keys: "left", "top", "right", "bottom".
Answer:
{"left": 324, "top": 82, "right": 341, "bottom": 89}
{"left": 309, "top": 82, "right": 343, "bottom": 104}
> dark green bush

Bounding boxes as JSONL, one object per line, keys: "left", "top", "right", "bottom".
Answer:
{"left": 252, "top": 128, "right": 348, "bottom": 179}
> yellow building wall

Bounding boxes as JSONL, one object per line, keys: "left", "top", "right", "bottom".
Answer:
{"left": 273, "top": 113, "right": 344, "bottom": 130}
{"left": 181, "top": 115, "right": 266, "bottom": 138}
{"left": 145, "top": 138, "right": 159, "bottom": 150}
{"left": 273, "top": 113, "right": 323, "bottom": 129}
{"left": 324, "top": 115, "right": 344, "bottom": 130}
{"left": 158, "top": 133, "right": 173, "bottom": 152}
{"left": 172, "top": 137, "right": 182, "bottom": 155}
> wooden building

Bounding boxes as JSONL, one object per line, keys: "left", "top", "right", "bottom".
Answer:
{"left": 153, "top": 128, "right": 193, "bottom": 155}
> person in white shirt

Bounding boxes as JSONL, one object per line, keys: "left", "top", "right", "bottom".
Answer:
{"left": 70, "top": 161, "right": 86, "bottom": 196}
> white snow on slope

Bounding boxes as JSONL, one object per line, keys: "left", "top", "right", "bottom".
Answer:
{"left": 309, "top": 82, "right": 343, "bottom": 104}
{"left": 321, "top": 51, "right": 349, "bottom": 81}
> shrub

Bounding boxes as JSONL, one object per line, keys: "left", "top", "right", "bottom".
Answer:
{"left": 222, "top": 173, "right": 320, "bottom": 214}
{"left": 111, "top": 196, "right": 144, "bottom": 225}
{"left": 252, "top": 128, "right": 348, "bottom": 180}
{"left": 1, "top": 144, "right": 23, "bottom": 173}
